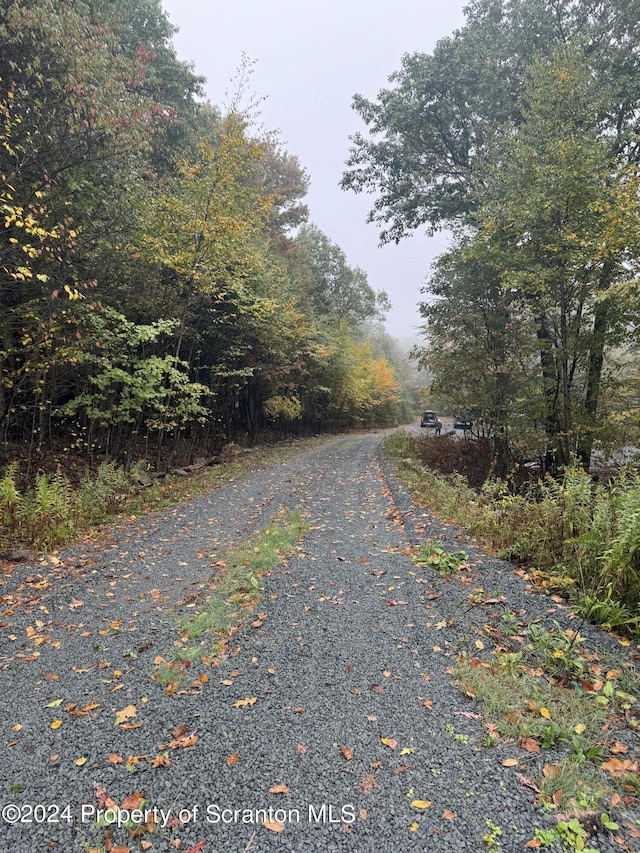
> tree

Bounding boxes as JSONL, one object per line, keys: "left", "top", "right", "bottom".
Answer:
{"left": 343, "top": 0, "right": 640, "bottom": 469}
{"left": 296, "top": 224, "right": 389, "bottom": 325}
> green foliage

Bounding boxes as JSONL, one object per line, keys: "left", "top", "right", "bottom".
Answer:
{"left": 413, "top": 543, "right": 467, "bottom": 576}
{"left": 0, "top": 461, "right": 136, "bottom": 549}
{"left": 344, "top": 1, "right": 640, "bottom": 469}
{"left": 386, "top": 435, "right": 640, "bottom": 634}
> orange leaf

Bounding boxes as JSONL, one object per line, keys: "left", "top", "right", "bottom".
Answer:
{"left": 262, "top": 819, "right": 285, "bottom": 833}
{"left": 442, "top": 809, "right": 455, "bottom": 820}
{"left": 610, "top": 742, "right": 628, "bottom": 754}
{"left": 108, "top": 754, "right": 123, "bottom": 764}
{"left": 502, "top": 758, "right": 519, "bottom": 767}
{"left": 602, "top": 757, "right": 637, "bottom": 777}
{"left": 381, "top": 737, "right": 398, "bottom": 750}
{"left": 539, "top": 707, "right": 551, "bottom": 720}
{"left": 268, "top": 784, "right": 290, "bottom": 794}
{"left": 340, "top": 745, "right": 354, "bottom": 761}
{"left": 296, "top": 744, "right": 307, "bottom": 755}
{"left": 151, "top": 754, "right": 171, "bottom": 768}
{"left": 525, "top": 839, "right": 542, "bottom": 848}
{"left": 225, "top": 753, "right": 240, "bottom": 766}
{"left": 520, "top": 738, "right": 541, "bottom": 754}
{"left": 121, "top": 792, "right": 144, "bottom": 810}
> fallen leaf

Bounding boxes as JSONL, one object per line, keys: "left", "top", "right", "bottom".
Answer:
{"left": 75, "top": 757, "right": 87, "bottom": 766}
{"left": 268, "top": 784, "right": 290, "bottom": 794}
{"left": 340, "top": 745, "right": 354, "bottom": 761}
{"left": 519, "top": 738, "right": 541, "bottom": 754}
{"left": 411, "top": 800, "right": 432, "bottom": 810}
{"left": 381, "top": 737, "right": 398, "bottom": 750}
{"left": 410, "top": 821, "right": 420, "bottom": 832}
{"left": 233, "top": 697, "right": 257, "bottom": 708}
{"left": 108, "top": 754, "right": 123, "bottom": 764}
{"left": 296, "top": 744, "right": 307, "bottom": 755}
{"left": 114, "top": 705, "right": 137, "bottom": 726}
{"left": 50, "top": 720, "right": 62, "bottom": 730}
{"left": 151, "top": 754, "right": 171, "bottom": 768}
{"left": 502, "top": 758, "right": 519, "bottom": 767}
{"left": 399, "top": 747, "right": 415, "bottom": 756}
{"left": 262, "top": 819, "right": 285, "bottom": 833}
{"left": 610, "top": 742, "right": 628, "bottom": 754}
{"left": 442, "top": 809, "right": 455, "bottom": 820}
{"left": 602, "top": 757, "right": 638, "bottom": 777}
{"left": 121, "top": 792, "right": 144, "bottom": 810}
{"left": 356, "top": 774, "right": 380, "bottom": 794}
{"left": 539, "top": 707, "right": 551, "bottom": 720}
{"left": 226, "top": 754, "right": 240, "bottom": 766}
{"left": 525, "top": 839, "right": 542, "bottom": 847}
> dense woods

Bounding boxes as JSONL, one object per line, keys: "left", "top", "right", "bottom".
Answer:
{"left": 0, "top": 0, "right": 410, "bottom": 478}
{"left": 343, "top": 0, "right": 640, "bottom": 473}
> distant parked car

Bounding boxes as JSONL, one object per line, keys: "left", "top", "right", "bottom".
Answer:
{"left": 420, "top": 411, "right": 438, "bottom": 428}
{"left": 453, "top": 414, "right": 473, "bottom": 430}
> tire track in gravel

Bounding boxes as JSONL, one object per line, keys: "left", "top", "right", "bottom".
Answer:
{"left": 0, "top": 432, "right": 638, "bottom": 852}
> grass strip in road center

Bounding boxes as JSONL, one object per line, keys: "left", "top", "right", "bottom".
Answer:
{"left": 153, "top": 510, "right": 309, "bottom": 692}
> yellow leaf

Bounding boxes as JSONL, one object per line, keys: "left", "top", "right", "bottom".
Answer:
{"left": 75, "top": 757, "right": 87, "bottom": 766}
{"left": 411, "top": 800, "right": 432, "bottom": 810}
{"left": 50, "top": 720, "right": 62, "bottom": 730}
{"left": 475, "top": 640, "right": 484, "bottom": 650}
{"left": 410, "top": 821, "right": 420, "bottom": 832}
{"left": 399, "top": 747, "right": 415, "bottom": 756}
{"left": 114, "top": 704, "right": 137, "bottom": 726}
{"left": 539, "top": 707, "right": 551, "bottom": 720}
{"left": 502, "top": 758, "right": 519, "bottom": 767}
{"left": 233, "top": 697, "right": 257, "bottom": 708}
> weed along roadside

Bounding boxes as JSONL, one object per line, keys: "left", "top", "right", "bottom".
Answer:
{"left": 0, "top": 431, "right": 638, "bottom": 852}
{"left": 384, "top": 429, "right": 640, "bottom": 851}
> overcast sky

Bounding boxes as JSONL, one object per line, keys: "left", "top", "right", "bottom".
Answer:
{"left": 160, "top": 0, "right": 468, "bottom": 339}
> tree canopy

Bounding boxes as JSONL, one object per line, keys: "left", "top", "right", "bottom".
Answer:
{"left": 343, "top": 0, "right": 640, "bottom": 470}
{"left": 1, "top": 0, "right": 409, "bottom": 467}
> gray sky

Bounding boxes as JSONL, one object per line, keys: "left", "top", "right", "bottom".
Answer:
{"left": 160, "top": 0, "right": 468, "bottom": 338}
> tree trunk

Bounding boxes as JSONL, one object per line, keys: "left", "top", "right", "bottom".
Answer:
{"left": 577, "top": 260, "right": 614, "bottom": 470}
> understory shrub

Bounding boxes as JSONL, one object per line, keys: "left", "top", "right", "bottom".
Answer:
{"left": 0, "top": 461, "right": 135, "bottom": 550}
{"left": 385, "top": 434, "right": 640, "bottom": 633}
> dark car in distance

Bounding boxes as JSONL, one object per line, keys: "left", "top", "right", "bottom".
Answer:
{"left": 453, "top": 414, "right": 473, "bottom": 431}
{"left": 420, "top": 411, "right": 438, "bottom": 428}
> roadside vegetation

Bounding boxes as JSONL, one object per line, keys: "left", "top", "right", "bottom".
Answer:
{"left": 0, "top": 439, "right": 321, "bottom": 553}
{"left": 385, "top": 432, "right": 640, "bottom": 636}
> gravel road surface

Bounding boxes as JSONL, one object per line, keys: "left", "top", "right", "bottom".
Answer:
{"left": 0, "top": 432, "right": 638, "bottom": 852}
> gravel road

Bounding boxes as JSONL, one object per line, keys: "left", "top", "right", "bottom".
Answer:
{"left": 0, "top": 431, "right": 638, "bottom": 852}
